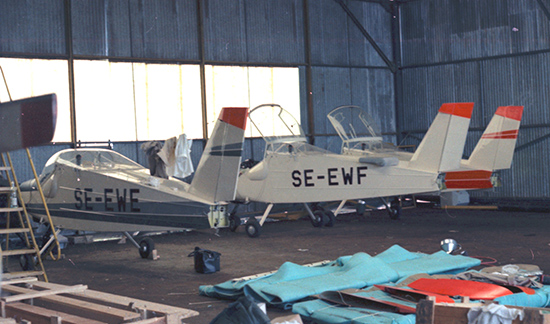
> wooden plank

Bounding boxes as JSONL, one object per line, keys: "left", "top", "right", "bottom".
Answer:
{"left": 416, "top": 300, "right": 550, "bottom": 324}
{"left": 2, "top": 271, "right": 44, "bottom": 281}
{"left": 415, "top": 299, "right": 435, "bottom": 324}
{"left": 0, "top": 276, "right": 38, "bottom": 286}
{"left": 5, "top": 302, "right": 105, "bottom": 324}
{"left": 1, "top": 284, "right": 141, "bottom": 323}
{"left": 133, "top": 318, "right": 167, "bottom": 324}
{"left": 0, "top": 207, "right": 23, "bottom": 212}
{"left": 2, "top": 284, "right": 88, "bottom": 303}
{"left": 0, "top": 228, "right": 31, "bottom": 234}
{"left": 30, "top": 281, "right": 199, "bottom": 320}
{"left": 1, "top": 248, "right": 37, "bottom": 257}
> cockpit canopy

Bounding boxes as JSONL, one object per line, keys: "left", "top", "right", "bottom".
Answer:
{"left": 42, "top": 148, "right": 143, "bottom": 176}
{"left": 328, "top": 105, "right": 396, "bottom": 155}
{"left": 249, "top": 104, "right": 329, "bottom": 156}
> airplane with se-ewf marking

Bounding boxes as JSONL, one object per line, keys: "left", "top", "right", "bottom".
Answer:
{"left": 232, "top": 103, "right": 523, "bottom": 237}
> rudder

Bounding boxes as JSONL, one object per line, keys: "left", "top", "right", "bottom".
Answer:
{"left": 466, "top": 106, "right": 523, "bottom": 171}
{"left": 189, "top": 107, "right": 248, "bottom": 204}
{"left": 408, "top": 103, "right": 474, "bottom": 172}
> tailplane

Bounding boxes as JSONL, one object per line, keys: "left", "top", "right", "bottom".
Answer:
{"left": 466, "top": 106, "right": 523, "bottom": 171}
{"left": 408, "top": 103, "right": 474, "bottom": 172}
{"left": 189, "top": 107, "right": 249, "bottom": 204}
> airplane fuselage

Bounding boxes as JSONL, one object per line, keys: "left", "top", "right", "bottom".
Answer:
{"left": 22, "top": 158, "right": 215, "bottom": 232}
{"left": 236, "top": 151, "right": 440, "bottom": 204}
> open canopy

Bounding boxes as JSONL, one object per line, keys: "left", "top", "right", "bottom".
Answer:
{"left": 328, "top": 105, "right": 395, "bottom": 155}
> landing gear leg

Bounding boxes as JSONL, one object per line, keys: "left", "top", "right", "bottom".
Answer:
{"left": 229, "top": 205, "right": 241, "bottom": 232}
{"left": 308, "top": 203, "right": 336, "bottom": 227}
{"left": 304, "top": 203, "right": 325, "bottom": 227}
{"left": 380, "top": 197, "right": 401, "bottom": 220}
{"left": 245, "top": 203, "right": 273, "bottom": 238}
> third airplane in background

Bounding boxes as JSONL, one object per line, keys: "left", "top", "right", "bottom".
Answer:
{"left": 233, "top": 103, "right": 523, "bottom": 237}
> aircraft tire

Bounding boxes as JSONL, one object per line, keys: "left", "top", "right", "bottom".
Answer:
{"left": 245, "top": 218, "right": 261, "bottom": 238}
{"left": 310, "top": 210, "right": 326, "bottom": 227}
{"left": 388, "top": 204, "right": 401, "bottom": 220}
{"left": 229, "top": 213, "right": 240, "bottom": 232}
{"left": 324, "top": 210, "right": 336, "bottom": 227}
{"left": 139, "top": 237, "right": 155, "bottom": 259}
{"left": 19, "top": 254, "right": 36, "bottom": 271}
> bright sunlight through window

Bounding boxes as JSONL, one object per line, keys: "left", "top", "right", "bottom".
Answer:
{"left": 0, "top": 58, "right": 71, "bottom": 143}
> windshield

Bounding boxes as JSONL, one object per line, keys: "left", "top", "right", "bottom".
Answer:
{"left": 43, "top": 148, "right": 143, "bottom": 174}
{"left": 248, "top": 104, "right": 306, "bottom": 144}
{"left": 327, "top": 105, "right": 395, "bottom": 154}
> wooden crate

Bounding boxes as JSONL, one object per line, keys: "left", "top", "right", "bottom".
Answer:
{"left": 0, "top": 278, "right": 198, "bottom": 324}
{"left": 416, "top": 298, "right": 550, "bottom": 324}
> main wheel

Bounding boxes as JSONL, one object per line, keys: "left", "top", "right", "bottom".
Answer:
{"left": 323, "top": 210, "right": 336, "bottom": 227}
{"left": 310, "top": 210, "right": 326, "bottom": 227}
{"left": 139, "top": 237, "right": 155, "bottom": 259}
{"left": 229, "top": 213, "right": 240, "bottom": 232}
{"left": 388, "top": 199, "right": 401, "bottom": 220}
{"left": 19, "top": 254, "right": 36, "bottom": 271}
{"left": 245, "top": 218, "right": 261, "bottom": 238}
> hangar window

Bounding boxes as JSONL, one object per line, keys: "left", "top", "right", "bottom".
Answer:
{"left": 74, "top": 63, "right": 300, "bottom": 141}
{"left": 0, "top": 59, "right": 300, "bottom": 143}
{"left": 204, "top": 65, "right": 300, "bottom": 138}
{"left": 74, "top": 61, "right": 202, "bottom": 142}
{"left": 0, "top": 58, "right": 71, "bottom": 143}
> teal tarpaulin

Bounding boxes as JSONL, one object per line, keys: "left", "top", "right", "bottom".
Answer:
{"left": 199, "top": 244, "right": 481, "bottom": 308}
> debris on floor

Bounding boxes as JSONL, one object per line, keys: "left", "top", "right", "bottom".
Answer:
{"left": 201, "top": 244, "right": 550, "bottom": 324}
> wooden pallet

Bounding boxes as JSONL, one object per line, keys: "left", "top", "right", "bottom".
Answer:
{"left": 0, "top": 278, "right": 199, "bottom": 324}
{"left": 416, "top": 298, "right": 550, "bottom": 324}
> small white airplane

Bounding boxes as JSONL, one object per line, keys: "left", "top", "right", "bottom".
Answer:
{"left": 234, "top": 103, "right": 523, "bottom": 237}
{"left": 20, "top": 107, "right": 249, "bottom": 258}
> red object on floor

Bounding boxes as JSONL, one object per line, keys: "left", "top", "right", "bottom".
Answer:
{"left": 408, "top": 278, "right": 514, "bottom": 300}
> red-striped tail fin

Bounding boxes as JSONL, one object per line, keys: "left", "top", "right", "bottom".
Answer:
{"left": 466, "top": 106, "right": 523, "bottom": 171}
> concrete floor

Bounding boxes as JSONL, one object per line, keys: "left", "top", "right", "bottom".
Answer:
{"left": 38, "top": 207, "right": 550, "bottom": 323}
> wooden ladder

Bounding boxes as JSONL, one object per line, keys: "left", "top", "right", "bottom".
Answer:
{"left": 0, "top": 153, "right": 48, "bottom": 282}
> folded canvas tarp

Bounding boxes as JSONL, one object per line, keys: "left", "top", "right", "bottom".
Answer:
{"left": 199, "top": 245, "right": 480, "bottom": 308}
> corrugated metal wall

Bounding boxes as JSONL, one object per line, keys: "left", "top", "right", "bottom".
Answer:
{"left": 306, "top": 0, "right": 395, "bottom": 152}
{"left": 0, "top": 0, "right": 65, "bottom": 55}
{"left": 1, "top": 0, "right": 396, "bottom": 179}
{"left": 3, "top": 0, "right": 547, "bottom": 201}
{"left": 399, "top": 0, "right": 550, "bottom": 199}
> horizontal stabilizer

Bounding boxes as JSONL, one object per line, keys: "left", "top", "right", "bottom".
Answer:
{"left": 189, "top": 107, "right": 248, "bottom": 204}
{"left": 466, "top": 106, "right": 523, "bottom": 171}
{"left": 444, "top": 170, "right": 493, "bottom": 189}
{"left": 409, "top": 103, "right": 474, "bottom": 172}
{"left": 0, "top": 94, "right": 57, "bottom": 153}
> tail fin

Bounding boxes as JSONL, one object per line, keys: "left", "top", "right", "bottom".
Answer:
{"left": 466, "top": 106, "right": 523, "bottom": 171}
{"left": 189, "top": 107, "right": 249, "bottom": 204}
{"left": 408, "top": 103, "right": 474, "bottom": 172}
